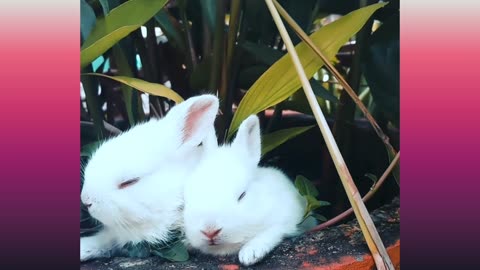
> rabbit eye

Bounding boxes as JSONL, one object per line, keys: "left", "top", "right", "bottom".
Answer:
{"left": 119, "top": 178, "right": 140, "bottom": 189}
{"left": 237, "top": 191, "right": 246, "bottom": 202}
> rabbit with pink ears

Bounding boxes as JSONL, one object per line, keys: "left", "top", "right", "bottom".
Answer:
{"left": 183, "top": 114, "right": 309, "bottom": 266}
{"left": 80, "top": 94, "right": 219, "bottom": 261}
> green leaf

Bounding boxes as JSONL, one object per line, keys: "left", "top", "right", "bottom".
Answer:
{"left": 190, "top": 56, "right": 213, "bottom": 90}
{"left": 239, "top": 41, "right": 284, "bottom": 66}
{"left": 151, "top": 241, "right": 189, "bottom": 262}
{"left": 261, "top": 126, "right": 314, "bottom": 156}
{"left": 362, "top": 12, "right": 399, "bottom": 127}
{"left": 365, "top": 173, "right": 378, "bottom": 191}
{"left": 280, "top": 89, "right": 327, "bottom": 115}
{"left": 227, "top": 2, "right": 387, "bottom": 137}
{"left": 317, "top": 200, "right": 331, "bottom": 207}
{"left": 310, "top": 79, "right": 338, "bottom": 103}
{"left": 305, "top": 195, "right": 322, "bottom": 209}
{"left": 98, "top": 0, "right": 110, "bottom": 15}
{"left": 81, "top": 141, "right": 101, "bottom": 157}
{"left": 294, "top": 175, "right": 319, "bottom": 197}
{"left": 312, "top": 213, "right": 328, "bottom": 222}
{"left": 80, "top": 0, "right": 96, "bottom": 41}
{"left": 82, "top": 73, "right": 184, "bottom": 104}
{"left": 122, "top": 242, "right": 151, "bottom": 258}
{"left": 237, "top": 65, "right": 269, "bottom": 90}
{"left": 80, "top": 0, "right": 169, "bottom": 68}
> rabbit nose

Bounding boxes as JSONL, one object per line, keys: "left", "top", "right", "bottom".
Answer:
{"left": 201, "top": 228, "right": 222, "bottom": 239}
{"left": 84, "top": 203, "right": 93, "bottom": 208}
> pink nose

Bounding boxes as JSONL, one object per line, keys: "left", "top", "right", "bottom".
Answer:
{"left": 201, "top": 228, "right": 222, "bottom": 239}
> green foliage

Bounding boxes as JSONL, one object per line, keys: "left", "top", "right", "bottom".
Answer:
{"left": 80, "top": 141, "right": 102, "bottom": 158}
{"left": 80, "top": 0, "right": 96, "bottom": 41}
{"left": 294, "top": 175, "right": 330, "bottom": 221}
{"left": 80, "top": 0, "right": 169, "bottom": 68}
{"left": 114, "top": 234, "right": 189, "bottom": 261}
{"left": 150, "top": 240, "right": 190, "bottom": 262}
{"left": 227, "top": 2, "right": 387, "bottom": 138}
{"left": 261, "top": 126, "right": 315, "bottom": 156}
{"left": 82, "top": 73, "right": 184, "bottom": 103}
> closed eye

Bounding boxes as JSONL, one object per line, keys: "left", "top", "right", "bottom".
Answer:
{"left": 237, "top": 191, "right": 246, "bottom": 202}
{"left": 118, "top": 178, "right": 140, "bottom": 189}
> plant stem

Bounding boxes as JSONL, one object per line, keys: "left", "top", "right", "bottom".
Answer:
{"left": 180, "top": 5, "right": 197, "bottom": 71}
{"left": 81, "top": 67, "right": 106, "bottom": 139}
{"left": 309, "top": 151, "right": 400, "bottom": 232}
{"left": 219, "top": 0, "right": 243, "bottom": 140}
{"left": 265, "top": 1, "right": 394, "bottom": 269}
{"left": 272, "top": 0, "right": 397, "bottom": 159}
{"left": 209, "top": 0, "right": 226, "bottom": 93}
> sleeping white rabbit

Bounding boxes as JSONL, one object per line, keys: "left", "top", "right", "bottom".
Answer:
{"left": 80, "top": 94, "right": 219, "bottom": 261}
{"left": 183, "top": 115, "right": 308, "bottom": 266}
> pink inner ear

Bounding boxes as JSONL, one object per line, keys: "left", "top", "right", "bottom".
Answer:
{"left": 182, "top": 101, "right": 213, "bottom": 144}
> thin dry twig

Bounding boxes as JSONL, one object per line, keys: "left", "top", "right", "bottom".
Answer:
{"left": 264, "top": 1, "right": 394, "bottom": 269}
{"left": 309, "top": 152, "right": 400, "bottom": 232}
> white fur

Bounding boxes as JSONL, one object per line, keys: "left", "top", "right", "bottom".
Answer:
{"left": 80, "top": 95, "right": 219, "bottom": 261}
{"left": 183, "top": 115, "right": 307, "bottom": 266}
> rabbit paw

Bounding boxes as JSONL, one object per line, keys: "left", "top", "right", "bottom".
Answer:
{"left": 80, "top": 237, "right": 109, "bottom": 262}
{"left": 80, "top": 238, "right": 96, "bottom": 261}
{"left": 238, "top": 243, "right": 270, "bottom": 266}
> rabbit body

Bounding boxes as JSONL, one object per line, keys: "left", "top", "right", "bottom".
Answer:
{"left": 183, "top": 115, "right": 307, "bottom": 266}
{"left": 80, "top": 95, "right": 219, "bottom": 261}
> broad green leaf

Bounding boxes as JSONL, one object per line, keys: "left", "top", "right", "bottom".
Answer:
{"left": 83, "top": 73, "right": 184, "bottom": 104}
{"left": 151, "top": 241, "right": 189, "bottom": 262}
{"left": 80, "top": 0, "right": 169, "bottom": 68}
{"left": 228, "top": 2, "right": 387, "bottom": 137}
{"left": 294, "top": 175, "right": 319, "bottom": 197}
{"left": 80, "top": 0, "right": 96, "bottom": 41}
{"left": 261, "top": 126, "right": 314, "bottom": 156}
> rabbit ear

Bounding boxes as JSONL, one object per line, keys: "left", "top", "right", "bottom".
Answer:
{"left": 232, "top": 115, "right": 261, "bottom": 165}
{"left": 169, "top": 94, "right": 219, "bottom": 148}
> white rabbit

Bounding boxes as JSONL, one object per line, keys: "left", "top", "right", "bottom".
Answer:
{"left": 183, "top": 115, "right": 308, "bottom": 266}
{"left": 80, "top": 94, "right": 219, "bottom": 261}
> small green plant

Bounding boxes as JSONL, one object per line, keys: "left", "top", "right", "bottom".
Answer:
{"left": 294, "top": 175, "right": 330, "bottom": 222}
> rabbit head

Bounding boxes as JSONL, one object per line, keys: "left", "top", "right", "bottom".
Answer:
{"left": 81, "top": 94, "right": 219, "bottom": 244}
{"left": 183, "top": 115, "right": 270, "bottom": 255}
